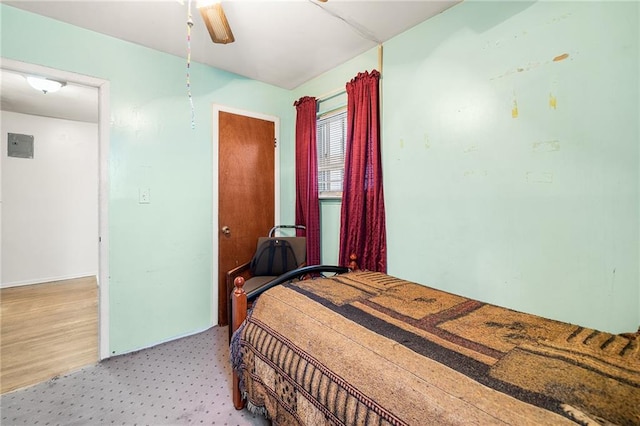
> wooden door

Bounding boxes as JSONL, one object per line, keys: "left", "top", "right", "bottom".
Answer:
{"left": 218, "top": 111, "right": 275, "bottom": 325}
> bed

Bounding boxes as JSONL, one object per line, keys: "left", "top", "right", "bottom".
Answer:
{"left": 230, "top": 267, "right": 639, "bottom": 425}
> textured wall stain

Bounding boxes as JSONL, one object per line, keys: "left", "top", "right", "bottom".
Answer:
{"left": 491, "top": 52, "right": 573, "bottom": 81}
{"left": 553, "top": 53, "right": 569, "bottom": 62}
{"left": 399, "top": 138, "right": 404, "bottom": 149}
{"left": 532, "top": 139, "right": 560, "bottom": 152}
{"left": 491, "top": 61, "right": 542, "bottom": 80}
{"left": 424, "top": 134, "right": 431, "bottom": 150}
{"left": 549, "top": 93, "right": 557, "bottom": 109}
{"left": 512, "top": 99, "right": 519, "bottom": 118}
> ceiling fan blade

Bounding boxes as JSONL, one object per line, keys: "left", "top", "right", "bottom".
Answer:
{"left": 199, "top": 2, "right": 235, "bottom": 44}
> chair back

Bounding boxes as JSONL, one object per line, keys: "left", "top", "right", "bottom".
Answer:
{"left": 250, "top": 236, "right": 306, "bottom": 276}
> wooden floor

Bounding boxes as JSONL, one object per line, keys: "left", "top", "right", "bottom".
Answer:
{"left": 1, "top": 276, "right": 99, "bottom": 394}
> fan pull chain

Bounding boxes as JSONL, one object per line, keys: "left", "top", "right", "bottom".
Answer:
{"left": 186, "top": 0, "right": 196, "bottom": 129}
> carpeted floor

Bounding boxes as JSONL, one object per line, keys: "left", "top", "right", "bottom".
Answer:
{"left": 0, "top": 326, "right": 269, "bottom": 426}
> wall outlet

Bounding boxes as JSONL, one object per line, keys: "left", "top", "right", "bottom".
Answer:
{"left": 139, "top": 188, "right": 151, "bottom": 204}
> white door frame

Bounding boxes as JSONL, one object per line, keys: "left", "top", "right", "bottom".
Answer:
{"left": 1, "top": 58, "right": 111, "bottom": 360}
{"left": 211, "top": 104, "right": 280, "bottom": 325}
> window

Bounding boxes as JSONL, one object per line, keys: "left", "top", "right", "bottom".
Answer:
{"left": 317, "top": 109, "right": 347, "bottom": 198}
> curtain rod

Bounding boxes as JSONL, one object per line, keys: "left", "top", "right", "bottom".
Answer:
{"left": 317, "top": 103, "right": 347, "bottom": 118}
{"left": 316, "top": 87, "right": 346, "bottom": 103}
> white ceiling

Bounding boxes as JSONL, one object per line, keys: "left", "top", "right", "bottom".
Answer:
{"left": 1, "top": 0, "right": 460, "bottom": 122}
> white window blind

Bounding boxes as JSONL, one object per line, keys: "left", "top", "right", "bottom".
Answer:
{"left": 317, "top": 109, "right": 347, "bottom": 197}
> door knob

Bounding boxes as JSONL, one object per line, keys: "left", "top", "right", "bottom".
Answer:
{"left": 221, "top": 226, "right": 231, "bottom": 235}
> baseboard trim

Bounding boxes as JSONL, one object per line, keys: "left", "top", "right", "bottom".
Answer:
{"left": 1, "top": 273, "right": 98, "bottom": 289}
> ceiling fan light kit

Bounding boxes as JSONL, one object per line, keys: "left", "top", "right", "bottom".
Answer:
{"left": 198, "top": 1, "right": 235, "bottom": 44}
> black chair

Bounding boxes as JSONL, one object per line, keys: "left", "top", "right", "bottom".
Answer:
{"left": 226, "top": 225, "right": 306, "bottom": 335}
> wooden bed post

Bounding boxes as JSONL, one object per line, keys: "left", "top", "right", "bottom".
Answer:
{"left": 348, "top": 253, "right": 359, "bottom": 271}
{"left": 229, "top": 264, "right": 354, "bottom": 411}
{"left": 231, "top": 276, "right": 247, "bottom": 410}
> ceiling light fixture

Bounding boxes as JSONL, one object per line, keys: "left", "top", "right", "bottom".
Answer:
{"left": 197, "top": 0, "right": 235, "bottom": 44}
{"left": 26, "top": 76, "right": 66, "bottom": 94}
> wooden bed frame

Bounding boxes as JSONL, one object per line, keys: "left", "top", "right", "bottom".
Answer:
{"left": 228, "top": 259, "right": 639, "bottom": 424}
{"left": 230, "top": 256, "right": 358, "bottom": 409}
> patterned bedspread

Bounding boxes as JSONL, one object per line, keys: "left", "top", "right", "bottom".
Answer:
{"left": 230, "top": 271, "right": 639, "bottom": 425}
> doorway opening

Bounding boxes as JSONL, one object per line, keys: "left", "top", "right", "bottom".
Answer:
{"left": 0, "top": 59, "right": 110, "bottom": 361}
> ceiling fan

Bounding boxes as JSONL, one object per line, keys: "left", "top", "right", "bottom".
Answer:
{"left": 197, "top": 0, "right": 328, "bottom": 45}
{"left": 197, "top": 0, "right": 235, "bottom": 44}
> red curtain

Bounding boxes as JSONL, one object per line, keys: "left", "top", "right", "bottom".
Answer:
{"left": 294, "top": 96, "right": 320, "bottom": 265}
{"left": 339, "top": 70, "right": 387, "bottom": 272}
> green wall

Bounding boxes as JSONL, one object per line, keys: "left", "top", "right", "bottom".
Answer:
{"left": 296, "top": 1, "right": 639, "bottom": 334}
{"left": 1, "top": 4, "right": 293, "bottom": 355}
